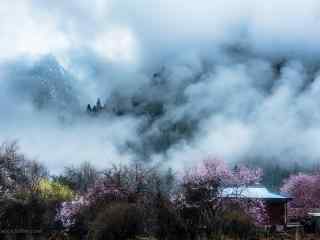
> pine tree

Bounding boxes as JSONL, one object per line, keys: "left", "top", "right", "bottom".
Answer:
{"left": 87, "top": 104, "right": 92, "bottom": 113}
{"left": 96, "top": 98, "right": 102, "bottom": 112}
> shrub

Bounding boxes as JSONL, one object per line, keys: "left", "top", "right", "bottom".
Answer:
{"left": 156, "top": 204, "right": 187, "bottom": 240}
{"left": 221, "top": 203, "right": 258, "bottom": 239}
{"left": 89, "top": 202, "right": 143, "bottom": 240}
{"left": 36, "top": 179, "right": 74, "bottom": 202}
{"left": 0, "top": 194, "right": 57, "bottom": 231}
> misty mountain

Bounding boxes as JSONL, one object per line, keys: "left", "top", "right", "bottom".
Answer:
{"left": 4, "top": 55, "right": 80, "bottom": 113}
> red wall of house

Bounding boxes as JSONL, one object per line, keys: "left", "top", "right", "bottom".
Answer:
{"left": 266, "top": 201, "right": 286, "bottom": 226}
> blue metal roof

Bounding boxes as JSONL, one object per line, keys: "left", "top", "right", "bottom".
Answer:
{"left": 221, "top": 186, "right": 290, "bottom": 200}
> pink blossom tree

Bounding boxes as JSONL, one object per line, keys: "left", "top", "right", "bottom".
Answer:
{"left": 230, "top": 165, "right": 263, "bottom": 186}
{"left": 245, "top": 199, "right": 269, "bottom": 227}
{"left": 281, "top": 173, "right": 320, "bottom": 218}
{"left": 56, "top": 181, "right": 129, "bottom": 227}
{"left": 56, "top": 196, "right": 89, "bottom": 227}
{"left": 181, "top": 157, "right": 266, "bottom": 227}
{"left": 182, "top": 157, "right": 263, "bottom": 188}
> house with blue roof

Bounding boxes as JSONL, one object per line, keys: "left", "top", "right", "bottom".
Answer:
{"left": 221, "top": 186, "right": 292, "bottom": 227}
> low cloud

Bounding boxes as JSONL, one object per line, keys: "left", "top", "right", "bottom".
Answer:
{"left": 1, "top": 0, "right": 320, "bottom": 172}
